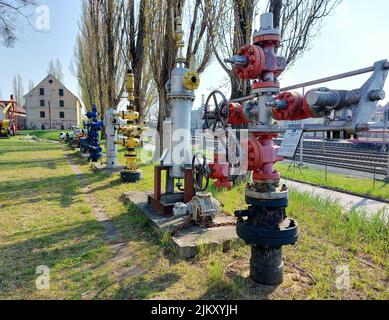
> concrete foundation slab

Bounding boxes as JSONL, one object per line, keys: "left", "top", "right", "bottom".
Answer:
{"left": 121, "top": 191, "right": 240, "bottom": 259}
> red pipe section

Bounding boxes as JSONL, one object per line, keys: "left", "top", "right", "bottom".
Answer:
{"left": 272, "top": 91, "right": 314, "bottom": 121}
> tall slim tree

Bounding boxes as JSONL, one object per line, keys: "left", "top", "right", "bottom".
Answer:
{"left": 28, "top": 79, "right": 34, "bottom": 92}
{"left": 120, "top": 0, "right": 157, "bottom": 120}
{"left": 148, "top": 0, "right": 220, "bottom": 153}
{"left": 74, "top": 0, "right": 157, "bottom": 125}
{"left": 12, "top": 73, "right": 24, "bottom": 106}
{"left": 211, "top": 0, "right": 340, "bottom": 98}
{"left": 47, "top": 59, "right": 64, "bottom": 82}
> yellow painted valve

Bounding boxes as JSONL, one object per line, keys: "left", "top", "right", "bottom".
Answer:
{"left": 116, "top": 70, "right": 145, "bottom": 183}
{"left": 126, "top": 72, "right": 135, "bottom": 103}
{"left": 183, "top": 71, "right": 200, "bottom": 90}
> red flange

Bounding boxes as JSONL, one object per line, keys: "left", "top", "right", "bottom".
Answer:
{"left": 234, "top": 45, "right": 265, "bottom": 80}
{"left": 253, "top": 34, "right": 281, "bottom": 46}
{"left": 272, "top": 91, "right": 314, "bottom": 121}
{"left": 228, "top": 103, "right": 249, "bottom": 126}
{"left": 252, "top": 81, "right": 280, "bottom": 90}
{"left": 210, "top": 155, "right": 233, "bottom": 190}
{"left": 248, "top": 134, "right": 282, "bottom": 182}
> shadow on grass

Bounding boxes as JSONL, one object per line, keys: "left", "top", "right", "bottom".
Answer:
{"left": 0, "top": 159, "right": 67, "bottom": 170}
{"left": 0, "top": 219, "right": 107, "bottom": 298}
{"left": 0, "top": 173, "right": 82, "bottom": 209}
{"left": 0, "top": 144, "right": 60, "bottom": 156}
{"left": 0, "top": 207, "right": 176, "bottom": 299}
{"left": 113, "top": 273, "right": 182, "bottom": 300}
{"left": 200, "top": 271, "right": 278, "bottom": 300}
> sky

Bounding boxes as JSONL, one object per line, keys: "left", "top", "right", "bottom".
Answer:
{"left": 1, "top": 0, "right": 389, "bottom": 110}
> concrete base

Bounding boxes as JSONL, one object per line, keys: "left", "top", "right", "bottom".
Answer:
{"left": 121, "top": 191, "right": 240, "bottom": 259}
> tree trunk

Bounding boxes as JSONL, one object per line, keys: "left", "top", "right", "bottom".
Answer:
{"left": 155, "top": 89, "right": 167, "bottom": 161}
{"left": 230, "top": 74, "right": 241, "bottom": 100}
{"left": 133, "top": 0, "right": 146, "bottom": 118}
{"left": 269, "top": 0, "right": 283, "bottom": 29}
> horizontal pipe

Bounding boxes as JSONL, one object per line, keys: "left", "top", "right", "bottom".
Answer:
{"left": 281, "top": 61, "right": 389, "bottom": 91}
{"left": 246, "top": 126, "right": 365, "bottom": 134}
{"left": 229, "top": 61, "right": 389, "bottom": 103}
{"left": 230, "top": 95, "right": 256, "bottom": 103}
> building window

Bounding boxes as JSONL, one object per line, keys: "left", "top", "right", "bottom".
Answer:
{"left": 40, "top": 100, "right": 45, "bottom": 107}
{"left": 59, "top": 89, "right": 64, "bottom": 96}
{"left": 59, "top": 112, "right": 65, "bottom": 119}
{"left": 40, "top": 111, "right": 45, "bottom": 118}
{"left": 40, "top": 88, "right": 45, "bottom": 96}
{"left": 49, "top": 80, "right": 53, "bottom": 84}
{"left": 59, "top": 100, "right": 64, "bottom": 107}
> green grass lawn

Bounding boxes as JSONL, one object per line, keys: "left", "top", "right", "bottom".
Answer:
{"left": 20, "top": 130, "right": 64, "bottom": 141}
{"left": 275, "top": 162, "right": 389, "bottom": 201}
{"left": 0, "top": 137, "right": 388, "bottom": 300}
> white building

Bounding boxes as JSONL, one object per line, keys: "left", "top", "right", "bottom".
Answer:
{"left": 24, "top": 74, "right": 82, "bottom": 130}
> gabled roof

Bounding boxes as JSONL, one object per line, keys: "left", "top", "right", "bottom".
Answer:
{"left": 23, "top": 74, "right": 80, "bottom": 107}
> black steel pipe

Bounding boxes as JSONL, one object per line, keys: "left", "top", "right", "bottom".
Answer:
{"left": 250, "top": 246, "right": 284, "bottom": 285}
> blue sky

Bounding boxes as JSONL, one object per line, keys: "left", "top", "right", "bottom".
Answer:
{"left": 0, "top": 0, "right": 80, "bottom": 99}
{"left": 1, "top": 0, "right": 389, "bottom": 109}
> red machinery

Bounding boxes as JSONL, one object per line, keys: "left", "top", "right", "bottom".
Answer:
{"left": 201, "top": 12, "right": 389, "bottom": 285}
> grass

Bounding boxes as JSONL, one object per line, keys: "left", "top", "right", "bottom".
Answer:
{"left": 20, "top": 130, "right": 64, "bottom": 141}
{"left": 276, "top": 162, "right": 389, "bottom": 201}
{"left": 0, "top": 137, "right": 112, "bottom": 299}
{"left": 0, "top": 133, "right": 388, "bottom": 300}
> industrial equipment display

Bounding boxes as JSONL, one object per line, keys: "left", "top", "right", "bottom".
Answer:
{"left": 59, "top": 126, "right": 86, "bottom": 148}
{"left": 114, "top": 70, "right": 145, "bottom": 183}
{"left": 80, "top": 105, "right": 104, "bottom": 163}
{"left": 197, "top": 12, "right": 388, "bottom": 285}
{"left": 148, "top": 15, "right": 203, "bottom": 216}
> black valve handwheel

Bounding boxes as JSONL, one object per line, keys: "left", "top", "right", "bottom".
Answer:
{"left": 192, "top": 153, "right": 211, "bottom": 192}
{"left": 203, "top": 90, "right": 230, "bottom": 131}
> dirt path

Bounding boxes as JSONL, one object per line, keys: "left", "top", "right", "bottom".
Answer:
{"left": 66, "top": 154, "right": 119, "bottom": 242}
{"left": 64, "top": 152, "right": 147, "bottom": 295}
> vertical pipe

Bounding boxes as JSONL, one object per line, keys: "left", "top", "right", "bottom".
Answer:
{"left": 386, "top": 149, "right": 389, "bottom": 180}
{"left": 325, "top": 161, "right": 328, "bottom": 182}
{"left": 105, "top": 108, "right": 118, "bottom": 169}
{"left": 48, "top": 101, "right": 52, "bottom": 130}
{"left": 250, "top": 246, "right": 283, "bottom": 285}
{"left": 383, "top": 109, "right": 388, "bottom": 152}
{"left": 386, "top": 109, "right": 389, "bottom": 180}
{"left": 300, "top": 124, "right": 304, "bottom": 167}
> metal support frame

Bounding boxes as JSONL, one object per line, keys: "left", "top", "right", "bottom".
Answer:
{"left": 148, "top": 166, "right": 195, "bottom": 216}
{"left": 299, "top": 125, "right": 304, "bottom": 167}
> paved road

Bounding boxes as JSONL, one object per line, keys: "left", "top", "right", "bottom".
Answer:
{"left": 283, "top": 179, "right": 389, "bottom": 222}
